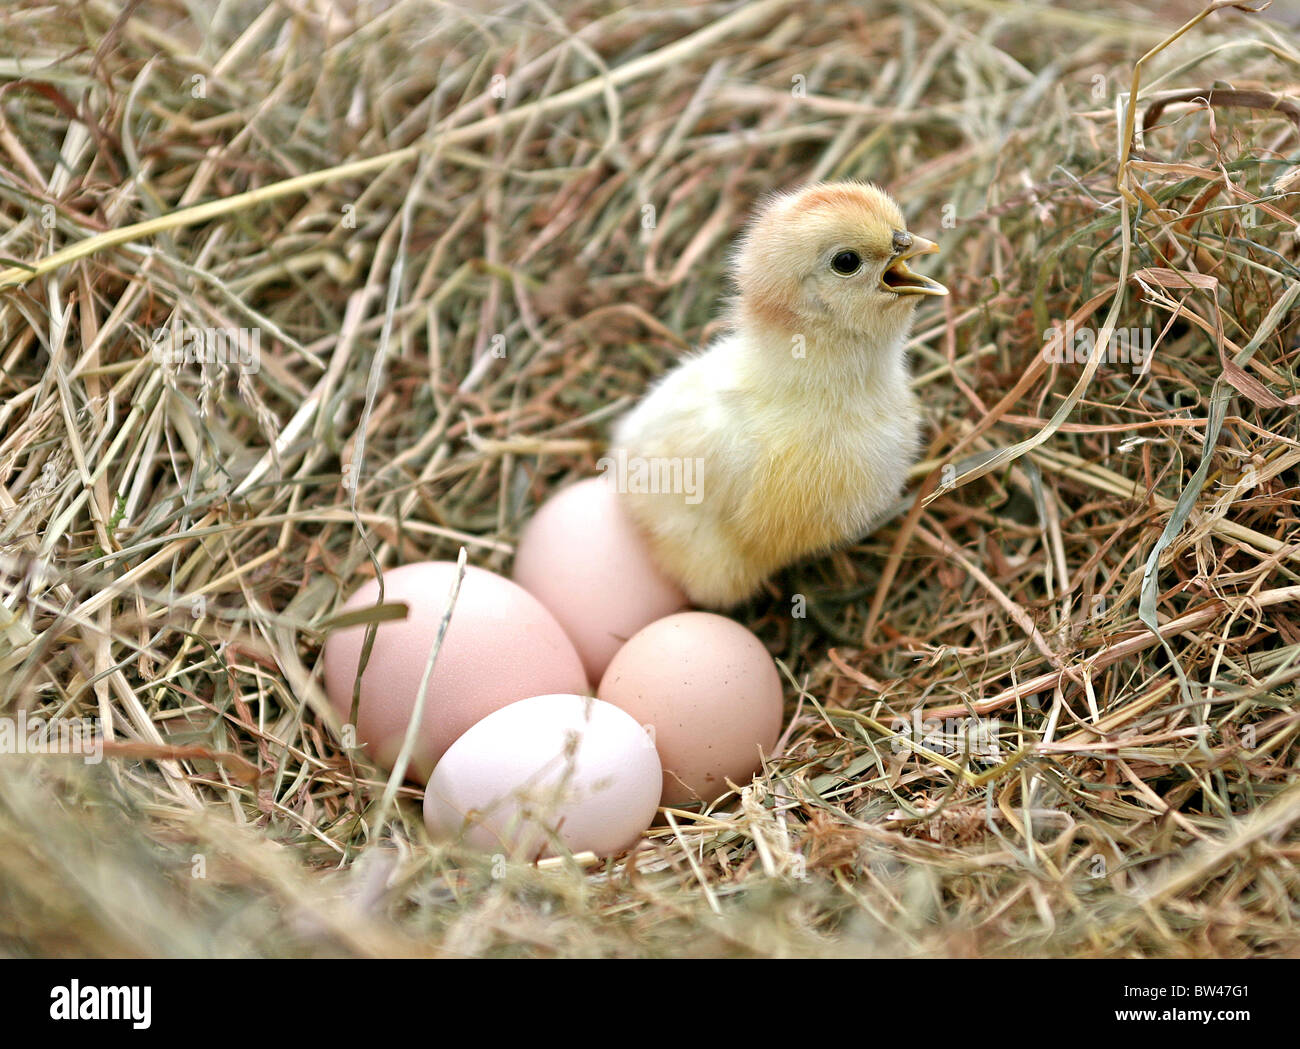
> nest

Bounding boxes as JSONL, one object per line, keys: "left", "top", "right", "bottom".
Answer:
{"left": 1, "top": 0, "right": 1298, "bottom": 957}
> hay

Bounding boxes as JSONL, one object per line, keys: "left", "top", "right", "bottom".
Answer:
{"left": 1, "top": 0, "right": 1298, "bottom": 957}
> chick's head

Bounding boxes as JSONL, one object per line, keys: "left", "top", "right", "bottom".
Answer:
{"left": 732, "top": 181, "right": 946, "bottom": 347}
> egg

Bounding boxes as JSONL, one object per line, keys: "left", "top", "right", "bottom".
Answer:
{"left": 597, "top": 611, "right": 784, "bottom": 805}
{"left": 322, "top": 562, "right": 588, "bottom": 779}
{"left": 423, "top": 693, "right": 662, "bottom": 859}
{"left": 512, "top": 476, "right": 688, "bottom": 685}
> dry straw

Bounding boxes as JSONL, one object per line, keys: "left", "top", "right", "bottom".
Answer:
{"left": 1, "top": 0, "right": 1298, "bottom": 957}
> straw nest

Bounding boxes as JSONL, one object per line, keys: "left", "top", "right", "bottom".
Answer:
{"left": 1, "top": 0, "right": 1299, "bottom": 957}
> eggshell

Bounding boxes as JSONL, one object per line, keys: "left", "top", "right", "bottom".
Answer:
{"left": 423, "top": 693, "right": 662, "bottom": 859}
{"left": 597, "top": 611, "right": 784, "bottom": 805}
{"left": 512, "top": 477, "right": 688, "bottom": 685}
{"left": 322, "top": 562, "right": 588, "bottom": 780}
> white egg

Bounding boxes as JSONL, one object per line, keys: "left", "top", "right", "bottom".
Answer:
{"left": 423, "top": 694, "right": 662, "bottom": 860}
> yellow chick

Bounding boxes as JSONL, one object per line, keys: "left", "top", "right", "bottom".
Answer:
{"left": 609, "top": 181, "right": 946, "bottom": 608}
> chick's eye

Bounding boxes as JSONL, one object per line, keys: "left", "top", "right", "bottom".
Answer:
{"left": 831, "top": 250, "right": 862, "bottom": 276}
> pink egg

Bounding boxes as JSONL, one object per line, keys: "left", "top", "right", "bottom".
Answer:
{"left": 513, "top": 477, "right": 688, "bottom": 685}
{"left": 597, "top": 612, "right": 784, "bottom": 805}
{"left": 322, "top": 562, "right": 588, "bottom": 780}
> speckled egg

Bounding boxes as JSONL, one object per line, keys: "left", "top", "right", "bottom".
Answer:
{"left": 597, "top": 611, "right": 784, "bottom": 805}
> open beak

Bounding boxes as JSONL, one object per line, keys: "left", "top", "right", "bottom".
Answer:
{"left": 881, "top": 234, "right": 947, "bottom": 297}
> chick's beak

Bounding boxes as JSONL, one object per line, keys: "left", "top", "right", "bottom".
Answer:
{"left": 881, "top": 234, "right": 947, "bottom": 297}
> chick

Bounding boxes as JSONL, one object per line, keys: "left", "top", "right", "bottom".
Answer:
{"left": 610, "top": 181, "right": 946, "bottom": 608}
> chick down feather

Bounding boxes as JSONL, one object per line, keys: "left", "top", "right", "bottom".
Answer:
{"left": 609, "top": 180, "right": 942, "bottom": 608}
